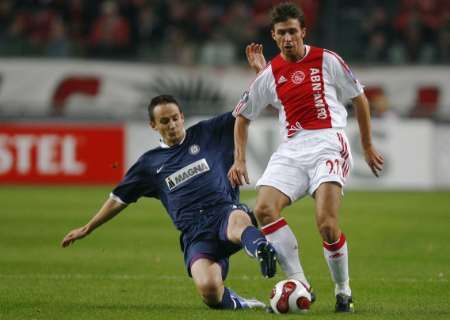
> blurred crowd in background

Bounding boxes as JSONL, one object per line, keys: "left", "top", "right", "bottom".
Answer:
{"left": 0, "top": 0, "right": 448, "bottom": 65}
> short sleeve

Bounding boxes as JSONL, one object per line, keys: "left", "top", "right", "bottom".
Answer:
{"left": 233, "top": 66, "right": 274, "bottom": 120}
{"left": 111, "top": 156, "right": 157, "bottom": 204}
{"left": 326, "top": 50, "right": 364, "bottom": 101}
{"left": 199, "top": 112, "right": 235, "bottom": 137}
{"left": 194, "top": 112, "right": 235, "bottom": 148}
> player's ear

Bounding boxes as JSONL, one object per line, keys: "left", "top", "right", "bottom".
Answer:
{"left": 271, "top": 29, "right": 276, "bottom": 41}
{"left": 149, "top": 121, "right": 157, "bottom": 131}
{"left": 301, "top": 27, "right": 307, "bottom": 39}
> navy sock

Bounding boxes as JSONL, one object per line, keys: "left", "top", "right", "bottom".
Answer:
{"left": 241, "top": 226, "right": 268, "bottom": 258}
{"left": 210, "top": 287, "right": 242, "bottom": 309}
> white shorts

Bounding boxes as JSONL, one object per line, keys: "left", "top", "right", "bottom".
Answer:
{"left": 256, "top": 128, "right": 353, "bottom": 202}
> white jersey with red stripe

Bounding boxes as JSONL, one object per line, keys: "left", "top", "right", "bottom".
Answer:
{"left": 233, "top": 45, "right": 364, "bottom": 140}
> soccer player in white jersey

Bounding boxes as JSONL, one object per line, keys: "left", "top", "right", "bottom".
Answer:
{"left": 228, "top": 2, "right": 384, "bottom": 313}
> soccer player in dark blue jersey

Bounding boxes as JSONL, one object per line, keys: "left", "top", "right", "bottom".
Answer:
{"left": 61, "top": 94, "right": 276, "bottom": 311}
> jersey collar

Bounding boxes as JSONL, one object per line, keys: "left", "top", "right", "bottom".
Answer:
{"left": 280, "top": 44, "right": 310, "bottom": 63}
{"left": 159, "top": 131, "right": 187, "bottom": 148}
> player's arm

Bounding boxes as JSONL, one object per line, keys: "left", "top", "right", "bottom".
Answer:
{"left": 352, "top": 94, "right": 384, "bottom": 177}
{"left": 61, "top": 197, "right": 127, "bottom": 248}
{"left": 246, "top": 43, "right": 266, "bottom": 74}
{"left": 227, "top": 115, "right": 251, "bottom": 187}
{"left": 327, "top": 50, "right": 384, "bottom": 177}
{"left": 229, "top": 48, "right": 270, "bottom": 186}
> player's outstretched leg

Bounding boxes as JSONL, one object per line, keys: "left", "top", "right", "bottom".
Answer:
{"left": 227, "top": 209, "right": 277, "bottom": 278}
{"left": 254, "top": 187, "right": 312, "bottom": 287}
{"left": 208, "top": 287, "right": 266, "bottom": 310}
{"left": 256, "top": 242, "right": 277, "bottom": 278}
{"left": 261, "top": 218, "right": 311, "bottom": 286}
{"left": 226, "top": 288, "right": 266, "bottom": 309}
{"left": 241, "top": 225, "right": 277, "bottom": 278}
{"left": 191, "top": 258, "right": 266, "bottom": 310}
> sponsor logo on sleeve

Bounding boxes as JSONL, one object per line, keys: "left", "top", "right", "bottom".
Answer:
{"left": 165, "top": 158, "right": 210, "bottom": 191}
{"left": 233, "top": 90, "right": 250, "bottom": 115}
{"left": 240, "top": 91, "right": 249, "bottom": 103}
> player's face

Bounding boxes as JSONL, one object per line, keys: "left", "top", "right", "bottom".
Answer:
{"left": 271, "top": 19, "right": 306, "bottom": 62}
{"left": 150, "top": 103, "right": 185, "bottom": 146}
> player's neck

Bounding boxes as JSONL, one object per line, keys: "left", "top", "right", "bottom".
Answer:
{"left": 282, "top": 45, "right": 306, "bottom": 63}
{"left": 163, "top": 130, "right": 186, "bottom": 147}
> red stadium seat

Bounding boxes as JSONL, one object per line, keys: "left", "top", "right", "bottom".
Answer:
{"left": 364, "top": 86, "right": 387, "bottom": 118}
{"left": 364, "top": 86, "right": 384, "bottom": 102}
{"left": 409, "top": 86, "right": 440, "bottom": 118}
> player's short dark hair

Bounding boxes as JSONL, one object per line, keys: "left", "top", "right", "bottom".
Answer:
{"left": 270, "top": 2, "right": 305, "bottom": 29}
{"left": 148, "top": 94, "right": 182, "bottom": 122}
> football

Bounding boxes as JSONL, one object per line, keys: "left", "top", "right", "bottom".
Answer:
{"left": 269, "top": 279, "right": 311, "bottom": 314}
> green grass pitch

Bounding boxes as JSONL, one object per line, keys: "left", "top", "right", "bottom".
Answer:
{"left": 1, "top": 186, "right": 449, "bottom": 320}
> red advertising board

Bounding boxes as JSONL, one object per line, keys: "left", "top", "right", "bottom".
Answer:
{"left": 0, "top": 123, "right": 125, "bottom": 184}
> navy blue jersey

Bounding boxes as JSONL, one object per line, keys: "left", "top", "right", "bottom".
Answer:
{"left": 112, "top": 112, "right": 239, "bottom": 233}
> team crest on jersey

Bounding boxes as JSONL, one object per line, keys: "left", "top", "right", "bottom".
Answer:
{"left": 291, "top": 71, "right": 305, "bottom": 84}
{"left": 165, "top": 158, "right": 210, "bottom": 191}
{"left": 189, "top": 144, "right": 200, "bottom": 155}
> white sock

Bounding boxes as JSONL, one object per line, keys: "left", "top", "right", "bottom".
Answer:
{"left": 323, "top": 233, "right": 351, "bottom": 296}
{"left": 261, "top": 218, "right": 310, "bottom": 288}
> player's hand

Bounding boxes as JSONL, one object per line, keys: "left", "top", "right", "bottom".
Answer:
{"left": 364, "top": 146, "right": 384, "bottom": 177}
{"left": 246, "top": 43, "right": 267, "bottom": 74}
{"left": 228, "top": 160, "right": 250, "bottom": 187}
{"left": 61, "top": 226, "right": 90, "bottom": 248}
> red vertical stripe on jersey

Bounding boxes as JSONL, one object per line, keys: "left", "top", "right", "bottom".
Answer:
{"left": 271, "top": 47, "right": 332, "bottom": 137}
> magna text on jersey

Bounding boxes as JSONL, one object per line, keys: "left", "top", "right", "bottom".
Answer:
{"left": 165, "top": 159, "right": 210, "bottom": 191}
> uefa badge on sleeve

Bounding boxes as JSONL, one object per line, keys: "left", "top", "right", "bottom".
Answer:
{"left": 241, "top": 91, "right": 249, "bottom": 103}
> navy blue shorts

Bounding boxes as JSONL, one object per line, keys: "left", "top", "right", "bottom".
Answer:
{"left": 180, "top": 203, "right": 254, "bottom": 280}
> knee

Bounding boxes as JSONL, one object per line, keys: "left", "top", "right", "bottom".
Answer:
{"left": 229, "top": 211, "right": 252, "bottom": 231}
{"left": 318, "top": 220, "right": 340, "bottom": 243}
{"left": 196, "top": 278, "right": 222, "bottom": 306}
{"left": 254, "top": 202, "right": 279, "bottom": 226}
{"left": 227, "top": 211, "right": 252, "bottom": 243}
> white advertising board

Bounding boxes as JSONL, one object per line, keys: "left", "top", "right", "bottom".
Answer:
{"left": 125, "top": 117, "right": 449, "bottom": 190}
{"left": 435, "top": 126, "right": 450, "bottom": 188}
{"left": 0, "top": 59, "right": 449, "bottom": 118}
{"left": 345, "top": 118, "right": 435, "bottom": 189}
